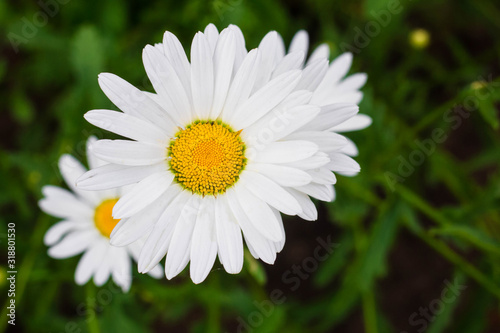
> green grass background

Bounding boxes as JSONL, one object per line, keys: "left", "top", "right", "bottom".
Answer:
{"left": 1, "top": 0, "right": 500, "bottom": 332}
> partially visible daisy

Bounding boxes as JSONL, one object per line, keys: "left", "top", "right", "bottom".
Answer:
{"left": 275, "top": 29, "right": 372, "bottom": 158}
{"left": 39, "top": 137, "right": 163, "bottom": 292}
{"left": 77, "top": 24, "right": 362, "bottom": 284}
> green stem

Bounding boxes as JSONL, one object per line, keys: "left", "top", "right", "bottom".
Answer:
{"left": 362, "top": 291, "right": 379, "bottom": 333}
{"left": 86, "top": 284, "right": 100, "bottom": 333}
{"left": 206, "top": 276, "right": 221, "bottom": 333}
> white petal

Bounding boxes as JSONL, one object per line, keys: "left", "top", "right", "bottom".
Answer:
{"left": 301, "top": 104, "right": 359, "bottom": 131}
{"left": 75, "top": 241, "right": 107, "bottom": 285}
{"left": 190, "top": 197, "right": 218, "bottom": 284}
{"left": 190, "top": 32, "right": 214, "bottom": 119}
{"left": 77, "top": 162, "right": 166, "bottom": 191}
{"left": 240, "top": 171, "right": 302, "bottom": 216}
{"left": 111, "top": 248, "right": 132, "bottom": 292}
{"left": 272, "top": 208, "right": 286, "bottom": 253}
{"left": 98, "top": 73, "right": 177, "bottom": 134}
{"left": 296, "top": 58, "right": 329, "bottom": 91}
{"left": 244, "top": 236, "right": 260, "bottom": 259}
{"left": 48, "top": 229, "right": 99, "bottom": 259}
{"left": 39, "top": 186, "right": 93, "bottom": 220}
{"left": 211, "top": 29, "right": 236, "bottom": 119}
{"left": 204, "top": 24, "right": 219, "bottom": 52}
{"left": 90, "top": 139, "right": 165, "bottom": 166}
{"left": 44, "top": 220, "right": 87, "bottom": 246}
{"left": 215, "top": 195, "right": 243, "bottom": 274}
{"left": 285, "top": 131, "right": 348, "bottom": 152}
{"left": 138, "top": 189, "right": 192, "bottom": 273}
{"left": 315, "top": 52, "right": 353, "bottom": 92}
{"left": 308, "top": 168, "right": 337, "bottom": 184}
{"left": 59, "top": 154, "right": 100, "bottom": 206}
{"left": 147, "top": 264, "right": 164, "bottom": 279}
{"left": 93, "top": 245, "right": 112, "bottom": 286}
{"left": 110, "top": 185, "right": 181, "bottom": 247}
{"left": 284, "top": 151, "right": 330, "bottom": 170}
{"left": 84, "top": 110, "right": 167, "bottom": 145}
{"left": 228, "top": 24, "right": 248, "bottom": 71}
{"left": 86, "top": 136, "right": 105, "bottom": 170}
{"left": 330, "top": 114, "right": 372, "bottom": 132}
{"left": 341, "top": 137, "right": 359, "bottom": 156}
{"left": 324, "top": 91, "right": 364, "bottom": 105}
{"left": 296, "top": 183, "right": 335, "bottom": 202}
{"left": 233, "top": 184, "right": 283, "bottom": 242}
{"left": 154, "top": 43, "right": 164, "bottom": 54}
{"left": 142, "top": 45, "right": 192, "bottom": 124}
{"left": 279, "top": 90, "right": 313, "bottom": 108}
{"left": 335, "top": 73, "right": 367, "bottom": 93}
{"left": 162, "top": 31, "right": 191, "bottom": 97}
{"left": 250, "top": 140, "right": 318, "bottom": 164}
{"left": 246, "top": 163, "right": 312, "bottom": 187}
{"left": 242, "top": 104, "right": 320, "bottom": 143}
{"left": 284, "top": 188, "right": 318, "bottom": 221}
{"left": 164, "top": 196, "right": 199, "bottom": 279}
{"left": 289, "top": 30, "right": 308, "bottom": 62}
{"left": 272, "top": 51, "right": 304, "bottom": 78}
{"left": 307, "top": 43, "right": 330, "bottom": 64}
{"left": 226, "top": 189, "right": 277, "bottom": 264}
{"left": 253, "top": 31, "right": 280, "bottom": 92}
{"left": 275, "top": 32, "right": 286, "bottom": 60}
{"left": 326, "top": 153, "right": 361, "bottom": 173}
{"left": 255, "top": 105, "right": 321, "bottom": 143}
{"left": 112, "top": 171, "right": 174, "bottom": 219}
{"left": 230, "top": 70, "right": 302, "bottom": 129}
{"left": 221, "top": 49, "right": 260, "bottom": 120}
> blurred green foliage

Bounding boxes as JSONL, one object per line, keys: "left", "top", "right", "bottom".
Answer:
{"left": 1, "top": 0, "right": 500, "bottom": 332}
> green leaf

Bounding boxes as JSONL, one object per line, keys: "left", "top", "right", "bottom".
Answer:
{"left": 477, "top": 90, "right": 499, "bottom": 129}
{"left": 430, "top": 225, "right": 500, "bottom": 256}
{"left": 356, "top": 201, "right": 401, "bottom": 291}
{"left": 426, "top": 271, "right": 466, "bottom": 333}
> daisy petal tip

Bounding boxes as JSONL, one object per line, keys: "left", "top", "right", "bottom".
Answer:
{"left": 225, "top": 266, "right": 243, "bottom": 275}
{"left": 191, "top": 276, "right": 203, "bottom": 285}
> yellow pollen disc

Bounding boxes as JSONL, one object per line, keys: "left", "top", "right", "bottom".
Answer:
{"left": 168, "top": 121, "right": 246, "bottom": 195}
{"left": 94, "top": 199, "right": 120, "bottom": 238}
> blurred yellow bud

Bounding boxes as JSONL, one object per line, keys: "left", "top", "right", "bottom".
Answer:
{"left": 409, "top": 29, "right": 430, "bottom": 49}
{"left": 470, "top": 81, "right": 487, "bottom": 90}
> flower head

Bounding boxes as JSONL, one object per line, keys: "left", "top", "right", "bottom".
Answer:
{"left": 39, "top": 137, "right": 163, "bottom": 292}
{"left": 77, "top": 24, "right": 365, "bottom": 283}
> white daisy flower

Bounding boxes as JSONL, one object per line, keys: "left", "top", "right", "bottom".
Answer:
{"left": 275, "top": 29, "right": 372, "bottom": 158}
{"left": 39, "top": 137, "right": 163, "bottom": 292}
{"left": 76, "top": 24, "right": 362, "bottom": 284}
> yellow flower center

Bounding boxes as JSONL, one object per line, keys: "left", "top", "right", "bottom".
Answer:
{"left": 168, "top": 121, "right": 246, "bottom": 195}
{"left": 94, "top": 199, "right": 120, "bottom": 238}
